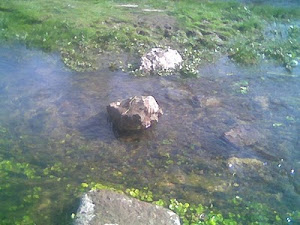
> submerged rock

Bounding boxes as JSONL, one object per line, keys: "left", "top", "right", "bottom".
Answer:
{"left": 74, "top": 190, "right": 181, "bottom": 225}
{"left": 140, "top": 48, "right": 182, "bottom": 74}
{"left": 227, "top": 157, "right": 272, "bottom": 181}
{"left": 107, "top": 96, "right": 163, "bottom": 131}
{"left": 202, "top": 97, "right": 221, "bottom": 107}
{"left": 165, "top": 88, "right": 191, "bottom": 102}
{"left": 254, "top": 96, "right": 269, "bottom": 110}
{"left": 224, "top": 125, "right": 262, "bottom": 147}
{"left": 228, "top": 157, "right": 263, "bottom": 171}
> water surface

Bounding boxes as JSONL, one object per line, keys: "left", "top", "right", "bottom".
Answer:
{"left": 0, "top": 45, "right": 299, "bottom": 224}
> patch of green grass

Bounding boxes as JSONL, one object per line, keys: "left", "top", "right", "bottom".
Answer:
{"left": 0, "top": 0, "right": 139, "bottom": 71}
{"left": 229, "top": 39, "right": 261, "bottom": 64}
{"left": 229, "top": 22, "right": 300, "bottom": 67}
{"left": 251, "top": 4, "right": 300, "bottom": 19}
{"left": 0, "top": 0, "right": 299, "bottom": 72}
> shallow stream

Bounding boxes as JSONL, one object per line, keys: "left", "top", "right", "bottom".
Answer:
{"left": 0, "top": 43, "right": 299, "bottom": 224}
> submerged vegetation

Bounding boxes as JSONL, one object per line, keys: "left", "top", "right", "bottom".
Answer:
{"left": 0, "top": 120, "right": 299, "bottom": 224}
{"left": 0, "top": 0, "right": 299, "bottom": 72}
{"left": 115, "top": 187, "right": 299, "bottom": 225}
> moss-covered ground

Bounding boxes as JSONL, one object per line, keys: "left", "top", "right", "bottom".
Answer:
{"left": 0, "top": 0, "right": 299, "bottom": 73}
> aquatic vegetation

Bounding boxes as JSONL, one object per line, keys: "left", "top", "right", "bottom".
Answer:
{"left": 123, "top": 187, "right": 289, "bottom": 225}
{"left": 78, "top": 181, "right": 118, "bottom": 193}
{"left": 286, "top": 116, "right": 295, "bottom": 121}
{"left": 126, "top": 188, "right": 154, "bottom": 202}
{"left": 0, "top": 159, "right": 42, "bottom": 224}
{"left": 233, "top": 80, "right": 249, "bottom": 94}
{"left": 0, "top": 159, "right": 40, "bottom": 182}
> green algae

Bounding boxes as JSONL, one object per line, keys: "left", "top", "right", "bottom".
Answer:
{"left": 124, "top": 187, "right": 291, "bottom": 225}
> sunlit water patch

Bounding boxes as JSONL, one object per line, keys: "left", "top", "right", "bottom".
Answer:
{"left": 0, "top": 45, "right": 299, "bottom": 224}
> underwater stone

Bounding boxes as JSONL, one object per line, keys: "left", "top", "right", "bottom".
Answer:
{"left": 74, "top": 190, "right": 181, "bottom": 225}
{"left": 227, "top": 157, "right": 273, "bottom": 181}
{"left": 202, "top": 96, "right": 221, "bottom": 107}
{"left": 140, "top": 48, "right": 182, "bottom": 74}
{"left": 224, "top": 125, "right": 262, "bottom": 147}
{"left": 107, "top": 96, "right": 163, "bottom": 131}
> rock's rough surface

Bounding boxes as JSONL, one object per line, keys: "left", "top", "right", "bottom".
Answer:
{"left": 107, "top": 96, "right": 163, "bottom": 131}
{"left": 140, "top": 48, "right": 182, "bottom": 74}
{"left": 74, "top": 190, "right": 181, "bottom": 225}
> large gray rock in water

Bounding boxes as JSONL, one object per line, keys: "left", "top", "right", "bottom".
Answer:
{"left": 140, "top": 48, "right": 182, "bottom": 74}
{"left": 107, "top": 96, "right": 163, "bottom": 131}
{"left": 74, "top": 190, "right": 181, "bottom": 225}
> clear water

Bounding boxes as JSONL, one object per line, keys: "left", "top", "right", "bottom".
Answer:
{"left": 0, "top": 44, "right": 299, "bottom": 224}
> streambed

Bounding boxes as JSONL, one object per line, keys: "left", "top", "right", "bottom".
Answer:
{"left": 0, "top": 44, "right": 299, "bottom": 224}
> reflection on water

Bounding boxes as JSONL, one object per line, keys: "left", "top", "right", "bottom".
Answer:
{"left": 0, "top": 45, "right": 299, "bottom": 224}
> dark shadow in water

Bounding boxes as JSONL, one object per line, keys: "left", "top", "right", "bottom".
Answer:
{"left": 28, "top": 109, "right": 50, "bottom": 133}
{"left": 112, "top": 124, "right": 157, "bottom": 143}
{"left": 77, "top": 112, "right": 115, "bottom": 142}
{"left": 77, "top": 111, "right": 158, "bottom": 142}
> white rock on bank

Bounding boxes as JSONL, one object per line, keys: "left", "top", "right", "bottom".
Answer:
{"left": 140, "top": 48, "right": 183, "bottom": 74}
